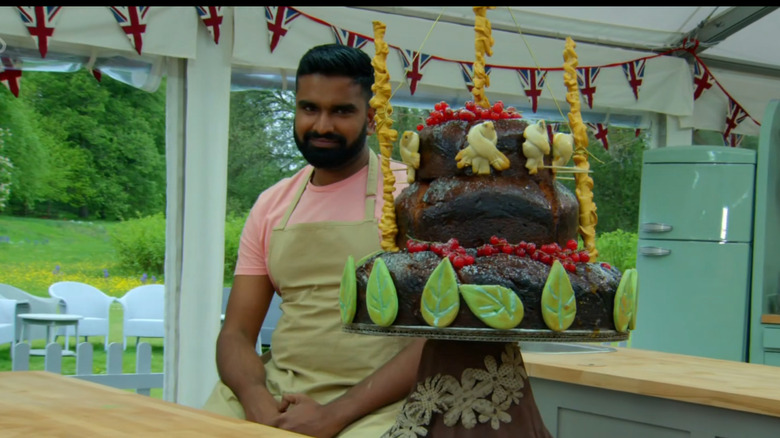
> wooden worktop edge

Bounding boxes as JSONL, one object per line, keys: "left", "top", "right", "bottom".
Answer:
{"left": 522, "top": 348, "right": 780, "bottom": 419}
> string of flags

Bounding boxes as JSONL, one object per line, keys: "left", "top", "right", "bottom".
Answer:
{"left": 0, "top": 6, "right": 759, "bottom": 148}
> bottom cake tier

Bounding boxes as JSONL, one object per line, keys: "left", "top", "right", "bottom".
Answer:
{"left": 339, "top": 248, "right": 638, "bottom": 342}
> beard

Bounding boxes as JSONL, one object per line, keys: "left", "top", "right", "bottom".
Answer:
{"left": 294, "top": 123, "right": 368, "bottom": 169}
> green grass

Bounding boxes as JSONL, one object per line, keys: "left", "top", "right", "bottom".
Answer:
{"left": 0, "top": 215, "right": 165, "bottom": 398}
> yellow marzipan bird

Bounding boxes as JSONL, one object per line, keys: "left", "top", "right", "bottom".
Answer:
{"left": 456, "top": 121, "right": 510, "bottom": 175}
{"left": 552, "top": 132, "right": 574, "bottom": 167}
{"left": 399, "top": 131, "right": 420, "bottom": 183}
{"left": 522, "top": 120, "right": 550, "bottom": 175}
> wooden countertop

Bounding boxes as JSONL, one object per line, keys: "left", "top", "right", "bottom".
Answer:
{"left": 0, "top": 371, "right": 310, "bottom": 437}
{"left": 522, "top": 346, "right": 780, "bottom": 419}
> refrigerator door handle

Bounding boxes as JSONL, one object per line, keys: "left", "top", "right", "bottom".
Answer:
{"left": 640, "top": 222, "right": 674, "bottom": 233}
{"left": 639, "top": 246, "right": 672, "bottom": 257}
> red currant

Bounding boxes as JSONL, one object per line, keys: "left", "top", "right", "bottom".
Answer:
{"left": 566, "top": 239, "right": 578, "bottom": 251}
{"left": 579, "top": 251, "right": 590, "bottom": 263}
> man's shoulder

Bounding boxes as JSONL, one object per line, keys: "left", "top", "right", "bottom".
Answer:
{"left": 254, "top": 165, "right": 311, "bottom": 206}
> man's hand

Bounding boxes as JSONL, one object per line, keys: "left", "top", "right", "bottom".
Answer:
{"left": 276, "top": 393, "right": 347, "bottom": 438}
{"left": 239, "top": 385, "right": 285, "bottom": 426}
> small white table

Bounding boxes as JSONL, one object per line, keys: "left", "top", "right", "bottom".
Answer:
{"left": 18, "top": 313, "right": 83, "bottom": 356}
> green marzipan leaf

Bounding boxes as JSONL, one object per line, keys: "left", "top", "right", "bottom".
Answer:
{"left": 541, "top": 260, "right": 577, "bottom": 331}
{"left": 460, "top": 284, "right": 524, "bottom": 329}
{"left": 421, "top": 258, "right": 460, "bottom": 327}
{"left": 614, "top": 268, "right": 638, "bottom": 332}
{"left": 339, "top": 255, "right": 357, "bottom": 324}
{"left": 366, "top": 258, "right": 398, "bottom": 327}
{"left": 629, "top": 269, "right": 639, "bottom": 330}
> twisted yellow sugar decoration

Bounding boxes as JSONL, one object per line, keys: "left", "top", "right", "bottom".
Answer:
{"left": 369, "top": 21, "right": 399, "bottom": 252}
{"left": 472, "top": 6, "right": 495, "bottom": 109}
{"left": 563, "top": 37, "right": 598, "bottom": 259}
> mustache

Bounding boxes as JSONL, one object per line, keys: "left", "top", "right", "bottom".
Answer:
{"left": 304, "top": 131, "right": 347, "bottom": 143}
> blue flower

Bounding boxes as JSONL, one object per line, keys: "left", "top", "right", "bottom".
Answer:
{"left": 141, "top": 273, "right": 148, "bottom": 283}
{"left": 103, "top": 269, "right": 109, "bottom": 278}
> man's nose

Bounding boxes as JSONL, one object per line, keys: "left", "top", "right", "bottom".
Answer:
{"left": 313, "top": 113, "right": 335, "bottom": 134}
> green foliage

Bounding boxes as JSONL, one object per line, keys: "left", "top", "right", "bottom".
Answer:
{"left": 227, "top": 89, "right": 304, "bottom": 214}
{"left": 223, "top": 211, "right": 249, "bottom": 280}
{"left": 559, "top": 126, "right": 645, "bottom": 234}
{"left": 109, "top": 213, "right": 166, "bottom": 275}
{"left": 0, "top": 128, "right": 12, "bottom": 211}
{"left": 1, "top": 70, "right": 166, "bottom": 220}
{"left": 595, "top": 229, "right": 638, "bottom": 272}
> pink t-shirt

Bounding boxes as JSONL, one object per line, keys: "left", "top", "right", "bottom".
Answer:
{"left": 235, "top": 158, "right": 408, "bottom": 289}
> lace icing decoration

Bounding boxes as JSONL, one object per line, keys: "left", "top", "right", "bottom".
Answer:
{"left": 383, "top": 343, "right": 527, "bottom": 436}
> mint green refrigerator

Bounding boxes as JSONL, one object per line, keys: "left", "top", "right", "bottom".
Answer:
{"left": 631, "top": 146, "right": 757, "bottom": 361}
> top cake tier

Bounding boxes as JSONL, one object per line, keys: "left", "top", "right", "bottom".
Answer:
{"left": 394, "top": 118, "right": 580, "bottom": 249}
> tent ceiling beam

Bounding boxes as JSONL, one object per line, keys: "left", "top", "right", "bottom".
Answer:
{"left": 675, "top": 6, "right": 778, "bottom": 49}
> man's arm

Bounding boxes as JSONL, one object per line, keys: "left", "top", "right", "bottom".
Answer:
{"left": 216, "top": 274, "right": 282, "bottom": 425}
{"left": 277, "top": 338, "right": 426, "bottom": 437}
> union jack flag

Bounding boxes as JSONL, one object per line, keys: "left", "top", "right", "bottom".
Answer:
{"left": 723, "top": 98, "right": 748, "bottom": 140}
{"left": 516, "top": 68, "right": 547, "bottom": 113}
{"left": 621, "top": 59, "right": 646, "bottom": 100}
{"left": 265, "top": 7, "right": 302, "bottom": 53}
{"left": 399, "top": 49, "right": 433, "bottom": 95}
{"left": 16, "top": 7, "right": 62, "bottom": 58}
{"left": 725, "top": 133, "right": 743, "bottom": 148}
{"left": 110, "top": 7, "right": 150, "bottom": 55}
{"left": 0, "top": 57, "right": 22, "bottom": 98}
{"left": 587, "top": 122, "right": 609, "bottom": 150}
{"left": 331, "top": 26, "right": 371, "bottom": 50}
{"left": 459, "top": 61, "right": 492, "bottom": 93}
{"left": 576, "top": 67, "right": 600, "bottom": 109}
{"left": 692, "top": 58, "right": 713, "bottom": 101}
{"left": 196, "top": 7, "right": 224, "bottom": 44}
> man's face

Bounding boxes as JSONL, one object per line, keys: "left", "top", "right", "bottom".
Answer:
{"left": 294, "top": 74, "right": 375, "bottom": 169}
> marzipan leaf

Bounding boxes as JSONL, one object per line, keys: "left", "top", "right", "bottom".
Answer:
{"left": 357, "top": 249, "right": 384, "bottom": 267}
{"left": 541, "top": 260, "right": 577, "bottom": 331}
{"left": 614, "top": 268, "right": 638, "bottom": 332}
{"left": 366, "top": 258, "right": 398, "bottom": 327}
{"left": 460, "top": 284, "right": 524, "bottom": 329}
{"left": 421, "top": 258, "right": 460, "bottom": 327}
{"left": 339, "top": 255, "right": 357, "bottom": 324}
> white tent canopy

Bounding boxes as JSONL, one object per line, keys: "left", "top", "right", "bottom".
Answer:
{"left": 1, "top": 6, "right": 778, "bottom": 408}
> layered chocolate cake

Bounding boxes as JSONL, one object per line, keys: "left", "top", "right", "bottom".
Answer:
{"left": 339, "top": 104, "right": 638, "bottom": 342}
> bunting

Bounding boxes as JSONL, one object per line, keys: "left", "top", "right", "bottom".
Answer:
{"left": 621, "top": 59, "right": 646, "bottom": 100}
{"left": 516, "top": 68, "right": 547, "bottom": 113}
{"left": 331, "top": 26, "right": 371, "bottom": 49}
{"left": 399, "top": 49, "right": 433, "bottom": 95}
{"left": 723, "top": 98, "right": 748, "bottom": 141}
{"left": 576, "top": 67, "right": 600, "bottom": 109}
{"left": 265, "top": 6, "right": 302, "bottom": 53}
{"left": 459, "top": 61, "right": 492, "bottom": 93}
{"left": 0, "top": 57, "right": 22, "bottom": 97}
{"left": 725, "top": 133, "right": 743, "bottom": 148}
{"left": 196, "top": 6, "right": 223, "bottom": 44}
{"left": 16, "top": 6, "right": 62, "bottom": 58}
{"left": 587, "top": 122, "right": 609, "bottom": 150}
{"left": 109, "top": 7, "right": 150, "bottom": 55}
{"left": 692, "top": 58, "right": 713, "bottom": 101}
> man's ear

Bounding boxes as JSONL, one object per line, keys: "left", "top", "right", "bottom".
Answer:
{"left": 366, "top": 107, "right": 376, "bottom": 135}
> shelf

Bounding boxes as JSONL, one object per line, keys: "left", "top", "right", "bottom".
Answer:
{"left": 761, "top": 314, "right": 780, "bottom": 325}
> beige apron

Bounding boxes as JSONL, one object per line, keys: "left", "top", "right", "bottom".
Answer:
{"left": 205, "top": 152, "right": 412, "bottom": 437}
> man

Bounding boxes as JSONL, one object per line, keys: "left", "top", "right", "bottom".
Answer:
{"left": 203, "top": 44, "right": 425, "bottom": 438}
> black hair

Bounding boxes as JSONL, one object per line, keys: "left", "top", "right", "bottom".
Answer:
{"left": 295, "top": 44, "right": 374, "bottom": 102}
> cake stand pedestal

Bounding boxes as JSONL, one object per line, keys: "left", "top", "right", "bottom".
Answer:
{"left": 345, "top": 324, "right": 628, "bottom": 437}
